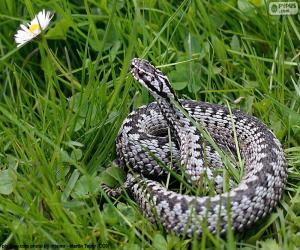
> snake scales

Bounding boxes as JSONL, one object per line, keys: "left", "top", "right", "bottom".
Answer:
{"left": 104, "top": 58, "right": 287, "bottom": 237}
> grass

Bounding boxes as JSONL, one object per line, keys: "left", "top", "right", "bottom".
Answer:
{"left": 0, "top": 0, "right": 300, "bottom": 249}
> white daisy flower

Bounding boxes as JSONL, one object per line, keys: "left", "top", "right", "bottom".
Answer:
{"left": 14, "top": 9, "right": 53, "bottom": 47}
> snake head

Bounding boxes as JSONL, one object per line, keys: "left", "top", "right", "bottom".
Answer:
{"left": 130, "top": 58, "right": 175, "bottom": 100}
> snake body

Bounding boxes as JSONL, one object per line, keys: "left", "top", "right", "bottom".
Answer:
{"left": 110, "top": 58, "right": 287, "bottom": 236}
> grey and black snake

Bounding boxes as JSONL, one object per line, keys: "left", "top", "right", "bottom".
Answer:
{"left": 103, "top": 58, "right": 287, "bottom": 237}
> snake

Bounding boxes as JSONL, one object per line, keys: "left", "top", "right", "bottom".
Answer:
{"left": 104, "top": 58, "right": 287, "bottom": 237}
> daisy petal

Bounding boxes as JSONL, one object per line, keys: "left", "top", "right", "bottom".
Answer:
{"left": 14, "top": 9, "right": 53, "bottom": 47}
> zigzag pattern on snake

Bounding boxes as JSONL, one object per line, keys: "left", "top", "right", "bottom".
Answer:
{"left": 104, "top": 58, "right": 287, "bottom": 237}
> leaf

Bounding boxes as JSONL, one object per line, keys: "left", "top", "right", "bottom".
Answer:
{"left": 68, "top": 93, "right": 89, "bottom": 117}
{"left": 259, "top": 239, "right": 280, "bottom": 250}
{"left": 268, "top": 97, "right": 300, "bottom": 136}
{"left": 242, "top": 96, "right": 255, "bottom": 114}
{"left": 100, "top": 166, "right": 126, "bottom": 187}
{"left": 60, "top": 149, "right": 72, "bottom": 163}
{"left": 117, "top": 203, "right": 137, "bottom": 224}
{"left": 169, "top": 63, "right": 189, "bottom": 90}
{"left": 7, "top": 154, "right": 19, "bottom": 169}
{"left": 55, "top": 165, "right": 70, "bottom": 181}
{"left": 166, "top": 235, "right": 180, "bottom": 249}
{"left": 125, "top": 244, "right": 140, "bottom": 250}
{"left": 102, "top": 24, "right": 119, "bottom": 50}
{"left": 72, "top": 175, "right": 101, "bottom": 199}
{"left": 250, "top": 0, "right": 264, "bottom": 7}
{"left": 230, "top": 35, "right": 240, "bottom": 51}
{"left": 74, "top": 117, "right": 85, "bottom": 132}
{"left": 291, "top": 232, "right": 300, "bottom": 246}
{"left": 238, "top": 0, "right": 255, "bottom": 12}
{"left": 110, "top": 41, "right": 121, "bottom": 62}
{"left": 71, "top": 148, "right": 83, "bottom": 161}
{"left": 61, "top": 200, "right": 85, "bottom": 209}
{"left": 184, "top": 33, "right": 202, "bottom": 54}
{"left": 153, "top": 233, "right": 168, "bottom": 250}
{"left": 0, "top": 169, "right": 17, "bottom": 195}
{"left": 89, "top": 25, "right": 120, "bottom": 52}
{"left": 61, "top": 169, "right": 80, "bottom": 201}
{"left": 211, "top": 35, "right": 227, "bottom": 62}
{"left": 63, "top": 140, "right": 85, "bottom": 148}
{"left": 253, "top": 98, "right": 272, "bottom": 113}
{"left": 46, "top": 18, "right": 72, "bottom": 40}
{"left": 105, "top": 111, "right": 120, "bottom": 125}
{"left": 269, "top": 114, "right": 285, "bottom": 140}
{"left": 102, "top": 203, "right": 119, "bottom": 225}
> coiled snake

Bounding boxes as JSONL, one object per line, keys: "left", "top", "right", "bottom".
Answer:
{"left": 104, "top": 58, "right": 287, "bottom": 237}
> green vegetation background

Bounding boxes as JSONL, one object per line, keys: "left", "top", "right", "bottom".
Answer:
{"left": 0, "top": 0, "right": 299, "bottom": 249}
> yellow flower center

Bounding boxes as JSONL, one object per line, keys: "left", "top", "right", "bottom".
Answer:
{"left": 29, "top": 23, "right": 41, "bottom": 33}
